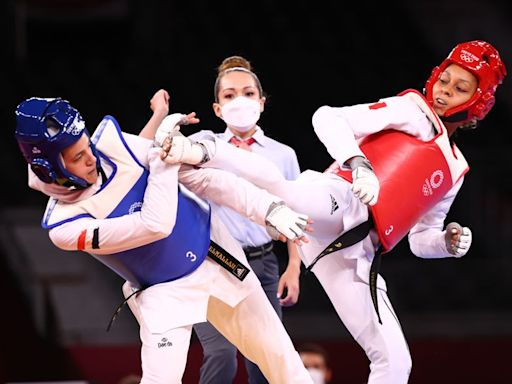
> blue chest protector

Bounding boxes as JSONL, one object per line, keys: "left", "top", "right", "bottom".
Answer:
{"left": 43, "top": 116, "right": 211, "bottom": 289}
{"left": 104, "top": 175, "right": 211, "bottom": 289}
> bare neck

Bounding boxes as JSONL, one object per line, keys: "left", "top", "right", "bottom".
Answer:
{"left": 444, "top": 122, "right": 459, "bottom": 137}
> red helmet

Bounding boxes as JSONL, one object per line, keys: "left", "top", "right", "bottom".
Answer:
{"left": 425, "top": 40, "right": 507, "bottom": 123}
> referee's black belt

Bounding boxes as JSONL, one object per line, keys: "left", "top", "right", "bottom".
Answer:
{"left": 243, "top": 241, "right": 273, "bottom": 258}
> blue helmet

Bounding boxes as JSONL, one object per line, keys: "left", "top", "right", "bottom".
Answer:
{"left": 15, "top": 97, "right": 96, "bottom": 189}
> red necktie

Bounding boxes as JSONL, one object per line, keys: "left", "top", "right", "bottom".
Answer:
{"left": 229, "top": 136, "right": 256, "bottom": 151}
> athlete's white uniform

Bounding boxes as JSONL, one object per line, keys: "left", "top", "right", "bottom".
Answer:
{"left": 201, "top": 92, "right": 465, "bottom": 384}
{"left": 38, "top": 119, "right": 313, "bottom": 384}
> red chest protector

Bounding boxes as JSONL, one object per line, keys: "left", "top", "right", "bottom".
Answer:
{"left": 325, "top": 89, "right": 469, "bottom": 252}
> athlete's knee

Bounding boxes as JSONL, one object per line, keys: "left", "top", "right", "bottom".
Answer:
{"left": 399, "top": 349, "right": 412, "bottom": 379}
{"left": 368, "top": 346, "right": 412, "bottom": 383}
{"left": 388, "top": 350, "right": 412, "bottom": 382}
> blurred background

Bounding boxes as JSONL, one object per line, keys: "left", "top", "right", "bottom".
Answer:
{"left": 1, "top": 0, "right": 511, "bottom": 383}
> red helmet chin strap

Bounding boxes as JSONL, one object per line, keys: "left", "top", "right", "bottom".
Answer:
{"left": 425, "top": 40, "right": 507, "bottom": 124}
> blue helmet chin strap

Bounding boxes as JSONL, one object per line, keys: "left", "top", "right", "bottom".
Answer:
{"left": 15, "top": 97, "right": 98, "bottom": 189}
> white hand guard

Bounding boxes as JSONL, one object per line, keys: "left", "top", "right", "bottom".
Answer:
{"left": 163, "top": 136, "right": 210, "bottom": 165}
{"left": 154, "top": 113, "right": 188, "bottom": 147}
{"left": 445, "top": 222, "right": 472, "bottom": 257}
{"left": 350, "top": 158, "right": 380, "bottom": 206}
{"left": 265, "top": 202, "right": 308, "bottom": 241}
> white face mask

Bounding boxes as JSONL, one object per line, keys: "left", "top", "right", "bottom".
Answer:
{"left": 220, "top": 96, "right": 261, "bottom": 132}
{"left": 307, "top": 368, "right": 326, "bottom": 384}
